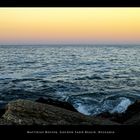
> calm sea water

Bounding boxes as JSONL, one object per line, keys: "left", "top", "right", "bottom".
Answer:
{"left": 0, "top": 45, "right": 140, "bottom": 115}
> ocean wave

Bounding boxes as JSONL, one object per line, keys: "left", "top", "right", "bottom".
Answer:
{"left": 0, "top": 45, "right": 140, "bottom": 116}
{"left": 110, "top": 97, "right": 131, "bottom": 113}
{"left": 75, "top": 74, "right": 103, "bottom": 80}
{"left": 69, "top": 96, "right": 133, "bottom": 115}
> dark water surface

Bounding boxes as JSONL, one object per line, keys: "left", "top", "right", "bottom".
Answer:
{"left": 0, "top": 45, "right": 140, "bottom": 115}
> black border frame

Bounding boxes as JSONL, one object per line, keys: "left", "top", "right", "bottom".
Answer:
{"left": 0, "top": 0, "right": 140, "bottom": 138}
{"left": 0, "top": 0, "right": 140, "bottom": 7}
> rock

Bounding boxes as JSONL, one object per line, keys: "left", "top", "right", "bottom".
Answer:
{"left": 124, "top": 100, "right": 140, "bottom": 125}
{"left": 0, "top": 118, "right": 13, "bottom": 125}
{"left": 124, "top": 112, "right": 140, "bottom": 125}
{"left": 36, "top": 97, "right": 77, "bottom": 112}
{"left": 1, "top": 99, "right": 119, "bottom": 125}
{"left": 0, "top": 108, "right": 6, "bottom": 117}
{"left": 125, "top": 100, "right": 140, "bottom": 116}
{"left": 98, "top": 100, "right": 140, "bottom": 124}
{"left": 97, "top": 112, "right": 128, "bottom": 124}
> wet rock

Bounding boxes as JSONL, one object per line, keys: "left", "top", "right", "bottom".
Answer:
{"left": 36, "top": 97, "right": 77, "bottom": 112}
{"left": 124, "top": 100, "right": 140, "bottom": 125}
{"left": 0, "top": 108, "right": 6, "bottom": 117}
{"left": 124, "top": 112, "right": 140, "bottom": 125}
{"left": 97, "top": 112, "right": 127, "bottom": 123}
{"left": 2, "top": 99, "right": 119, "bottom": 125}
{"left": 125, "top": 100, "right": 140, "bottom": 115}
{"left": 98, "top": 100, "right": 140, "bottom": 124}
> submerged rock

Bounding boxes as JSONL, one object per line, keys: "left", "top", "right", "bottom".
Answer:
{"left": 1, "top": 99, "right": 119, "bottom": 125}
{"left": 36, "top": 97, "right": 77, "bottom": 112}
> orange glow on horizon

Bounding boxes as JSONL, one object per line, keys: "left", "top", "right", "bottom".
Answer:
{"left": 0, "top": 8, "right": 140, "bottom": 44}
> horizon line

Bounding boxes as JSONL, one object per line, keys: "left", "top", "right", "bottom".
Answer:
{"left": 0, "top": 43, "right": 140, "bottom": 46}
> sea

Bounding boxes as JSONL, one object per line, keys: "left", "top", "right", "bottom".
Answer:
{"left": 0, "top": 45, "right": 140, "bottom": 116}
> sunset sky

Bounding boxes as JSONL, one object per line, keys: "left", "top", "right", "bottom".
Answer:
{"left": 0, "top": 8, "right": 140, "bottom": 44}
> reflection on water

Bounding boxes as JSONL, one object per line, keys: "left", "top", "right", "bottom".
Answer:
{"left": 0, "top": 45, "right": 140, "bottom": 115}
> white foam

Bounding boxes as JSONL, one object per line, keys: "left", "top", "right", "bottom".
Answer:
{"left": 110, "top": 97, "right": 131, "bottom": 113}
{"left": 55, "top": 91, "right": 68, "bottom": 100}
{"left": 0, "top": 100, "right": 6, "bottom": 103}
{"left": 72, "top": 97, "right": 132, "bottom": 116}
{"left": 76, "top": 103, "right": 91, "bottom": 115}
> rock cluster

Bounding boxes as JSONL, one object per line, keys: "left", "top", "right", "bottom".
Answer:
{"left": 0, "top": 98, "right": 140, "bottom": 125}
{"left": 0, "top": 99, "right": 118, "bottom": 125}
{"left": 97, "top": 100, "right": 140, "bottom": 125}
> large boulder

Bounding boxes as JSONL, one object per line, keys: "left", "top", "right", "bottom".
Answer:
{"left": 124, "top": 112, "right": 140, "bottom": 125}
{"left": 36, "top": 97, "right": 77, "bottom": 112}
{"left": 98, "top": 100, "right": 140, "bottom": 124}
{"left": 124, "top": 100, "right": 140, "bottom": 125}
{"left": 1, "top": 99, "right": 119, "bottom": 125}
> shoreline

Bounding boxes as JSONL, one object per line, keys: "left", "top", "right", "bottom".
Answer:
{"left": 0, "top": 97, "right": 140, "bottom": 125}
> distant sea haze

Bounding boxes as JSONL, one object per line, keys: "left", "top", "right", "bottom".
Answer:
{"left": 0, "top": 45, "right": 140, "bottom": 115}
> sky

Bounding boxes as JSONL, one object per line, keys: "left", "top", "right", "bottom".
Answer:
{"left": 0, "top": 8, "right": 140, "bottom": 45}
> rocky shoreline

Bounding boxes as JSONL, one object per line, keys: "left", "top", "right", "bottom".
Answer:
{"left": 0, "top": 98, "right": 140, "bottom": 125}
